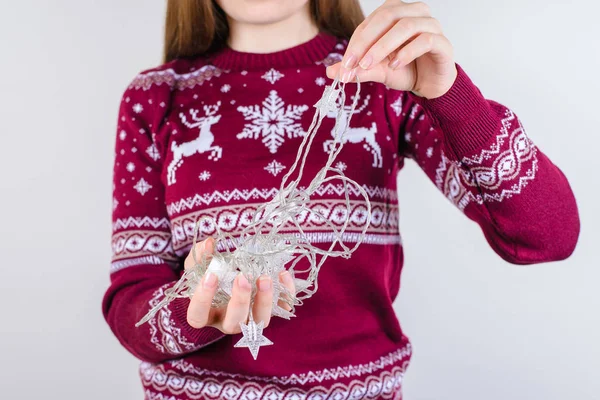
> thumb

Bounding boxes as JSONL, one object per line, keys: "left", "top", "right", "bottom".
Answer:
{"left": 326, "top": 62, "right": 387, "bottom": 84}
{"left": 184, "top": 237, "right": 215, "bottom": 270}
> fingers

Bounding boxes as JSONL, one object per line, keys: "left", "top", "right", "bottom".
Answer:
{"left": 184, "top": 237, "right": 215, "bottom": 270}
{"left": 186, "top": 271, "right": 219, "bottom": 329}
{"left": 392, "top": 32, "right": 452, "bottom": 70}
{"left": 252, "top": 275, "right": 274, "bottom": 327}
{"left": 365, "top": 17, "right": 443, "bottom": 70}
{"left": 278, "top": 271, "right": 296, "bottom": 312}
{"left": 326, "top": 33, "right": 450, "bottom": 89}
{"left": 221, "top": 273, "right": 252, "bottom": 334}
{"left": 342, "top": 1, "right": 432, "bottom": 71}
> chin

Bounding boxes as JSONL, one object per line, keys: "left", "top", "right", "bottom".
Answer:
{"left": 217, "top": 0, "right": 310, "bottom": 25}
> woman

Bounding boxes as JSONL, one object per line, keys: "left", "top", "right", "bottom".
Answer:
{"left": 102, "top": 0, "right": 580, "bottom": 398}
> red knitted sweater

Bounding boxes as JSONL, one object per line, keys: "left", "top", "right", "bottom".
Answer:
{"left": 102, "top": 33, "right": 579, "bottom": 400}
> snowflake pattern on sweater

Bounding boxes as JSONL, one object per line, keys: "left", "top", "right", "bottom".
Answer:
{"left": 103, "top": 33, "right": 579, "bottom": 400}
{"left": 236, "top": 90, "right": 309, "bottom": 154}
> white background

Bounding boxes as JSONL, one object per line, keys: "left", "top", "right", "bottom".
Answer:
{"left": 0, "top": 1, "right": 598, "bottom": 399}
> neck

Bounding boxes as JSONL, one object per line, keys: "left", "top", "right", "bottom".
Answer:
{"left": 227, "top": 9, "right": 319, "bottom": 53}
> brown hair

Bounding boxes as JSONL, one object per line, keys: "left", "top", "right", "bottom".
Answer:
{"left": 163, "top": 0, "right": 365, "bottom": 63}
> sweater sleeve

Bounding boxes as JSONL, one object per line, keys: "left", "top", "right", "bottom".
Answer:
{"left": 102, "top": 74, "right": 225, "bottom": 363}
{"left": 387, "top": 64, "right": 580, "bottom": 264}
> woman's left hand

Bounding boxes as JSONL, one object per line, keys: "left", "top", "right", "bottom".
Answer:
{"left": 326, "top": 0, "right": 457, "bottom": 100}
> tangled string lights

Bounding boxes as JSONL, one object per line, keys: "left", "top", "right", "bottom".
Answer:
{"left": 137, "top": 74, "right": 371, "bottom": 359}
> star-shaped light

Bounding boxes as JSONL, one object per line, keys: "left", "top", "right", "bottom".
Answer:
{"left": 234, "top": 318, "right": 273, "bottom": 360}
{"left": 314, "top": 85, "right": 341, "bottom": 118}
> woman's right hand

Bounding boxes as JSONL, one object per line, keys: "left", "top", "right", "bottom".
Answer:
{"left": 183, "top": 237, "right": 296, "bottom": 334}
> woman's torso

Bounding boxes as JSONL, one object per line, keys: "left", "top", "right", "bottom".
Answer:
{"left": 139, "top": 33, "right": 412, "bottom": 399}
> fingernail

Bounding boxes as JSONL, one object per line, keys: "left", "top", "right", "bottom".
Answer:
{"left": 238, "top": 273, "right": 251, "bottom": 290}
{"left": 203, "top": 271, "right": 217, "bottom": 289}
{"left": 281, "top": 271, "right": 294, "bottom": 285}
{"left": 258, "top": 276, "right": 272, "bottom": 292}
{"left": 389, "top": 58, "right": 401, "bottom": 70}
{"left": 359, "top": 54, "right": 372, "bottom": 69}
{"left": 341, "top": 69, "right": 355, "bottom": 83}
{"left": 343, "top": 53, "right": 357, "bottom": 69}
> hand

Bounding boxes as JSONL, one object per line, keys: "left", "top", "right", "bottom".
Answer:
{"left": 326, "top": 0, "right": 457, "bottom": 99}
{"left": 183, "top": 237, "right": 296, "bottom": 334}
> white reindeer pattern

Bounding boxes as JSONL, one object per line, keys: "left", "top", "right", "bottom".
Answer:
{"left": 168, "top": 102, "right": 223, "bottom": 185}
{"left": 323, "top": 95, "right": 382, "bottom": 168}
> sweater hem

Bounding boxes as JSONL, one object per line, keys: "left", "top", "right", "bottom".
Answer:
{"left": 139, "top": 341, "right": 412, "bottom": 400}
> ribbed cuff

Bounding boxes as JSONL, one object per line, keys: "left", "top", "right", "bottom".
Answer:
{"left": 170, "top": 297, "right": 225, "bottom": 347}
{"left": 409, "top": 63, "right": 500, "bottom": 158}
